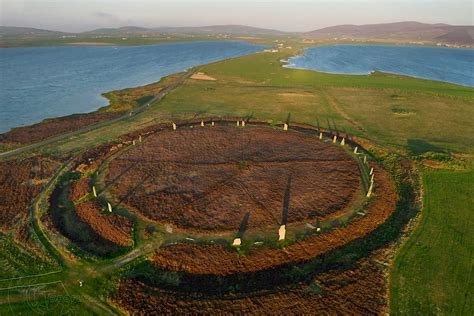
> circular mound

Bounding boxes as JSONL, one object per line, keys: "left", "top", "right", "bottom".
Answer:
{"left": 105, "top": 125, "right": 361, "bottom": 232}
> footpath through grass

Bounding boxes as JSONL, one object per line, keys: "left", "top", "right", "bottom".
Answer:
{"left": 390, "top": 168, "right": 474, "bottom": 315}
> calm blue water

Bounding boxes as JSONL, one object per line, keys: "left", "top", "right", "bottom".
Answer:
{"left": 287, "top": 45, "right": 474, "bottom": 87}
{"left": 0, "top": 41, "right": 265, "bottom": 133}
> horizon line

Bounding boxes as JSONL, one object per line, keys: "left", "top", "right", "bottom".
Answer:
{"left": 2, "top": 20, "right": 474, "bottom": 35}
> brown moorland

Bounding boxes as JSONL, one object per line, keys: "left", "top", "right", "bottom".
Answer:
{"left": 75, "top": 200, "right": 133, "bottom": 247}
{"left": 106, "top": 126, "right": 362, "bottom": 232}
{"left": 151, "top": 163, "right": 395, "bottom": 275}
{"left": 0, "top": 112, "right": 122, "bottom": 145}
{"left": 70, "top": 177, "right": 91, "bottom": 202}
{"left": 113, "top": 249, "right": 388, "bottom": 314}
{"left": 0, "top": 156, "right": 60, "bottom": 231}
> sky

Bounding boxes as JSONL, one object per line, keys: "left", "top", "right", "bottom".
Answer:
{"left": 1, "top": 0, "right": 472, "bottom": 32}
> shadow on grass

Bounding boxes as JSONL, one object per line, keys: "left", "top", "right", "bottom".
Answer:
{"left": 407, "top": 139, "right": 446, "bottom": 156}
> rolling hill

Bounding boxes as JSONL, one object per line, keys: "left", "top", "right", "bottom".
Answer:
{"left": 303, "top": 21, "right": 474, "bottom": 45}
{"left": 1, "top": 22, "right": 472, "bottom": 45}
{"left": 83, "top": 24, "right": 289, "bottom": 36}
{"left": 0, "top": 26, "right": 67, "bottom": 37}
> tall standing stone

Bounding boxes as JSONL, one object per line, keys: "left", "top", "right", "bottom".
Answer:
{"left": 366, "top": 182, "right": 374, "bottom": 198}
{"left": 278, "top": 225, "right": 286, "bottom": 241}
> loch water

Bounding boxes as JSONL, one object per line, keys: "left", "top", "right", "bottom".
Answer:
{"left": 0, "top": 41, "right": 265, "bottom": 132}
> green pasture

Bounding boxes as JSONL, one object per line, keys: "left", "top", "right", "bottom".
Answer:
{"left": 390, "top": 168, "right": 474, "bottom": 315}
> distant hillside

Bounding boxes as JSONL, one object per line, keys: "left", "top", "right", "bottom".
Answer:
{"left": 153, "top": 25, "right": 290, "bottom": 36}
{"left": 304, "top": 21, "right": 474, "bottom": 45}
{"left": 2, "top": 22, "right": 473, "bottom": 45}
{"left": 0, "top": 26, "right": 67, "bottom": 37}
{"left": 82, "top": 26, "right": 151, "bottom": 35}
{"left": 83, "top": 25, "right": 289, "bottom": 36}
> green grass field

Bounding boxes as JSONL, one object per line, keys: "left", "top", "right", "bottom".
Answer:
{"left": 390, "top": 169, "right": 474, "bottom": 315}
{"left": 1, "top": 47, "right": 473, "bottom": 314}
{"left": 156, "top": 51, "right": 474, "bottom": 152}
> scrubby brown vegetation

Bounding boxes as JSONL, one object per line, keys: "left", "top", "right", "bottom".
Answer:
{"left": 113, "top": 249, "right": 388, "bottom": 314}
{"left": 73, "top": 142, "right": 125, "bottom": 173}
{"left": 151, "top": 164, "right": 395, "bottom": 275}
{"left": 75, "top": 201, "right": 133, "bottom": 247}
{"left": 0, "top": 112, "right": 122, "bottom": 145}
{"left": 70, "top": 177, "right": 90, "bottom": 202}
{"left": 0, "top": 156, "right": 60, "bottom": 231}
{"left": 102, "top": 73, "right": 184, "bottom": 112}
{"left": 107, "top": 126, "right": 361, "bottom": 232}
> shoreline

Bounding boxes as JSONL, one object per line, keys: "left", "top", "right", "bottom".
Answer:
{"left": 0, "top": 40, "right": 267, "bottom": 135}
{"left": 2, "top": 42, "right": 473, "bottom": 152}
{"left": 285, "top": 44, "right": 474, "bottom": 88}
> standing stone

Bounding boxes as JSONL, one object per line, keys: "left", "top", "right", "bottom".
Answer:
{"left": 172, "top": 123, "right": 177, "bottom": 130}
{"left": 242, "top": 121, "right": 246, "bottom": 127}
{"left": 211, "top": 121, "right": 215, "bottom": 126}
{"left": 319, "top": 132, "right": 323, "bottom": 140}
{"left": 237, "top": 121, "right": 240, "bottom": 127}
{"left": 366, "top": 182, "right": 374, "bottom": 198}
{"left": 354, "top": 146, "right": 358, "bottom": 154}
{"left": 369, "top": 167, "right": 374, "bottom": 176}
{"left": 92, "top": 186, "right": 97, "bottom": 197}
{"left": 201, "top": 120, "right": 205, "bottom": 127}
{"left": 333, "top": 135, "right": 337, "bottom": 143}
{"left": 283, "top": 123, "right": 288, "bottom": 131}
{"left": 363, "top": 155, "right": 367, "bottom": 164}
{"left": 132, "top": 140, "right": 135, "bottom": 146}
{"left": 371, "top": 173, "right": 375, "bottom": 183}
{"left": 139, "top": 135, "right": 142, "bottom": 142}
{"left": 278, "top": 225, "right": 286, "bottom": 241}
{"left": 341, "top": 138, "right": 345, "bottom": 146}
{"left": 232, "top": 238, "right": 242, "bottom": 247}
{"left": 107, "top": 202, "right": 112, "bottom": 213}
